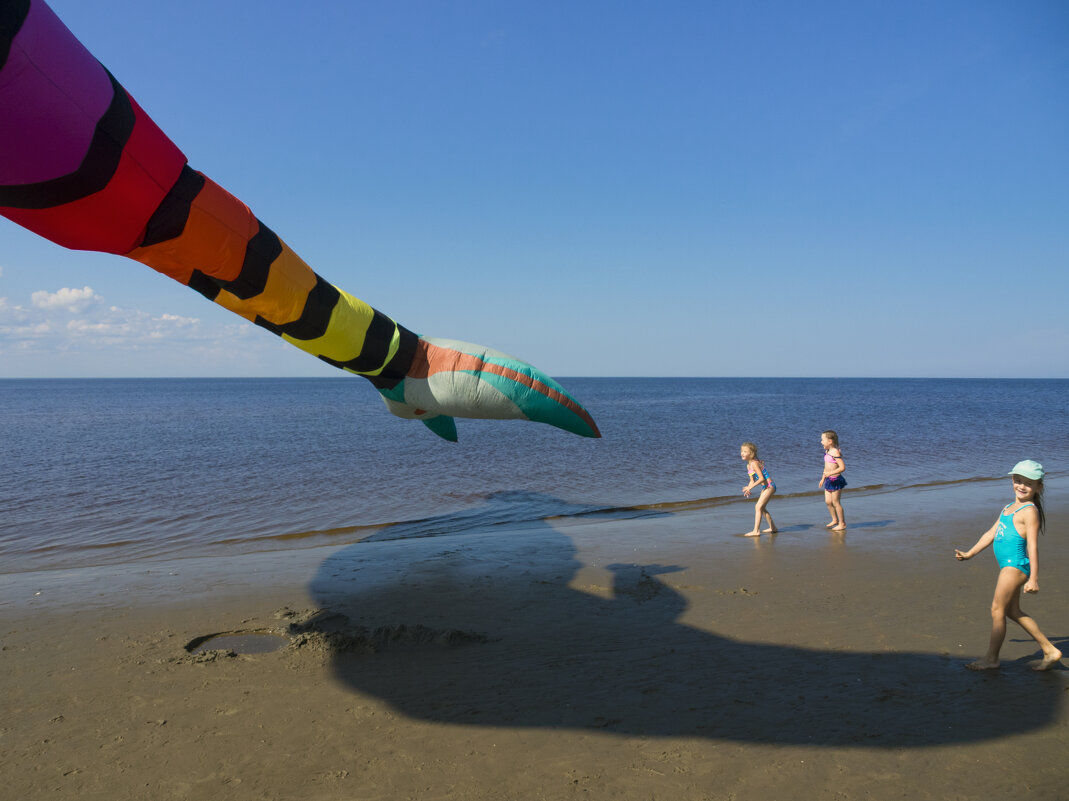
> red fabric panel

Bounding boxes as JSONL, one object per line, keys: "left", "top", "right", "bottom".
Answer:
{"left": 0, "top": 92, "right": 186, "bottom": 255}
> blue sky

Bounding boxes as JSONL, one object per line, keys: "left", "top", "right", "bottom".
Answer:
{"left": 2, "top": 0, "right": 1067, "bottom": 378}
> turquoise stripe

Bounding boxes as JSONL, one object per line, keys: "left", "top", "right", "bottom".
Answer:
{"left": 471, "top": 370, "right": 596, "bottom": 438}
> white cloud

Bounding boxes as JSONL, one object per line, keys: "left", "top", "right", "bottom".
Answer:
{"left": 0, "top": 287, "right": 325, "bottom": 376}
{"left": 63, "top": 309, "right": 203, "bottom": 342}
{"left": 31, "top": 285, "right": 100, "bottom": 312}
{"left": 0, "top": 289, "right": 217, "bottom": 352}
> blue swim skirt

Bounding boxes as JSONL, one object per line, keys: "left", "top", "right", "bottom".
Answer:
{"left": 823, "top": 476, "right": 847, "bottom": 492}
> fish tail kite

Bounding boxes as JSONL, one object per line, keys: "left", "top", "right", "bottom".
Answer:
{"left": 0, "top": 0, "right": 600, "bottom": 442}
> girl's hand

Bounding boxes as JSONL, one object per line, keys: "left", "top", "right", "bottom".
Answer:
{"left": 742, "top": 487, "right": 751, "bottom": 498}
{"left": 954, "top": 549, "right": 970, "bottom": 561}
{"left": 1024, "top": 579, "right": 1039, "bottom": 594}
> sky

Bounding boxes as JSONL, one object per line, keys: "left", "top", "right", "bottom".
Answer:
{"left": 1, "top": 0, "right": 1067, "bottom": 378}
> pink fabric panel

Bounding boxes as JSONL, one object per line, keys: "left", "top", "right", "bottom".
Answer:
{"left": 0, "top": 0, "right": 115, "bottom": 185}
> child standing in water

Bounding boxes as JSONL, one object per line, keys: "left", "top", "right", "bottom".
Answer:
{"left": 954, "top": 460, "right": 1062, "bottom": 671}
{"left": 740, "top": 442, "right": 777, "bottom": 537}
{"left": 819, "top": 430, "right": 847, "bottom": 531}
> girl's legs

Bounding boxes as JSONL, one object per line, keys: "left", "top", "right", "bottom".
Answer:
{"left": 744, "top": 488, "right": 776, "bottom": 536}
{"left": 824, "top": 489, "right": 845, "bottom": 530}
{"left": 744, "top": 499, "right": 762, "bottom": 536}
{"left": 967, "top": 567, "right": 1053, "bottom": 670}
{"left": 757, "top": 487, "right": 777, "bottom": 533}
{"left": 1005, "top": 582, "right": 1064, "bottom": 671}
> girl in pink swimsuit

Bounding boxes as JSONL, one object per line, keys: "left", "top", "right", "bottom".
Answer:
{"left": 819, "top": 430, "right": 846, "bottom": 531}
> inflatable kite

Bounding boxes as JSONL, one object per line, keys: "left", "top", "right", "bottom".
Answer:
{"left": 0, "top": 0, "right": 599, "bottom": 442}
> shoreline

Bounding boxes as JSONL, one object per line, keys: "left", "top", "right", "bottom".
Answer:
{"left": 4, "top": 480, "right": 1067, "bottom": 799}
{"left": 0, "top": 473, "right": 1033, "bottom": 579}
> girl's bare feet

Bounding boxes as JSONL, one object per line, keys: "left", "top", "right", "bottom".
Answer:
{"left": 1033, "top": 648, "right": 1063, "bottom": 671}
{"left": 763, "top": 527, "right": 777, "bottom": 533}
{"left": 831, "top": 524, "right": 846, "bottom": 531}
{"left": 825, "top": 521, "right": 837, "bottom": 529}
{"left": 966, "top": 658, "right": 1000, "bottom": 670}
{"left": 743, "top": 531, "right": 761, "bottom": 537}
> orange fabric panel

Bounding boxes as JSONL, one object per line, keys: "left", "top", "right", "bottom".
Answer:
{"left": 127, "top": 176, "right": 256, "bottom": 285}
{"left": 213, "top": 242, "right": 317, "bottom": 326}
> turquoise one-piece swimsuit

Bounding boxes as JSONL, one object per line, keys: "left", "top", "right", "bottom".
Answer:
{"left": 992, "top": 503, "right": 1033, "bottom": 577}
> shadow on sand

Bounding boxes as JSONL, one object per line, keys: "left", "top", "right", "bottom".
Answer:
{"left": 305, "top": 493, "right": 1063, "bottom": 747}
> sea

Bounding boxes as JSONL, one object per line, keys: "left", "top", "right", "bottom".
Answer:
{"left": 1, "top": 377, "right": 1066, "bottom": 574}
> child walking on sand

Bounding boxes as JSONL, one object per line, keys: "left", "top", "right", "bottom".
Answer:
{"left": 740, "top": 442, "right": 777, "bottom": 537}
{"left": 819, "top": 430, "right": 846, "bottom": 531}
{"left": 954, "top": 460, "right": 1062, "bottom": 671}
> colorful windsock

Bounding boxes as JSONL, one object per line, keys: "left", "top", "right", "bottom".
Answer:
{"left": 0, "top": 0, "right": 599, "bottom": 441}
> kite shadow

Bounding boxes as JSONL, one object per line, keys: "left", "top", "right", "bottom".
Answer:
{"left": 305, "top": 493, "right": 1062, "bottom": 747}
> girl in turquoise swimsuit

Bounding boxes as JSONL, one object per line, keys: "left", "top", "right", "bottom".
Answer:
{"left": 740, "top": 442, "right": 777, "bottom": 537}
{"left": 954, "top": 460, "right": 1062, "bottom": 671}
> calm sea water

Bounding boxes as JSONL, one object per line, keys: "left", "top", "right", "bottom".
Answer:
{"left": 1, "top": 378, "right": 1065, "bottom": 572}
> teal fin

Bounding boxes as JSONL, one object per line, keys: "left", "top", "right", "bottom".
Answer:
{"left": 422, "top": 415, "right": 458, "bottom": 442}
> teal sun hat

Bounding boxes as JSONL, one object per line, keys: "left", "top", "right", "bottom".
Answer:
{"left": 1009, "top": 460, "right": 1045, "bottom": 480}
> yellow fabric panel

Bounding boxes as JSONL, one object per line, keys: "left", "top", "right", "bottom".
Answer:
{"left": 282, "top": 288, "right": 385, "bottom": 367}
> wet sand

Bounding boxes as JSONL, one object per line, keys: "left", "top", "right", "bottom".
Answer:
{"left": 3, "top": 480, "right": 1067, "bottom": 800}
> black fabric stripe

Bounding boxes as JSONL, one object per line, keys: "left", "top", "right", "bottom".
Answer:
{"left": 366, "top": 324, "right": 418, "bottom": 389}
{"left": 319, "top": 309, "right": 394, "bottom": 374}
{"left": 0, "top": 70, "right": 134, "bottom": 209}
{"left": 216, "top": 273, "right": 338, "bottom": 340}
{"left": 217, "top": 222, "right": 282, "bottom": 300}
{"left": 350, "top": 309, "right": 396, "bottom": 372}
{"left": 139, "top": 166, "right": 204, "bottom": 247}
{"left": 187, "top": 269, "right": 221, "bottom": 300}
{"left": 0, "top": 0, "right": 30, "bottom": 72}
{"left": 274, "top": 276, "right": 339, "bottom": 341}
{"left": 254, "top": 316, "right": 282, "bottom": 336}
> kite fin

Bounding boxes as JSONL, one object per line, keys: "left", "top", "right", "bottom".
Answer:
{"left": 421, "top": 414, "right": 458, "bottom": 442}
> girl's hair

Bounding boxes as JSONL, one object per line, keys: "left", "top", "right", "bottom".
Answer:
{"left": 1032, "top": 479, "right": 1046, "bottom": 534}
{"left": 822, "top": 430, "right": 839, "bottom": 447}
{"left": 741, "top": 442, "right": 758, "bottom": 459}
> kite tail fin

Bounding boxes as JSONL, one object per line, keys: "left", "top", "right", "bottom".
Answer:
{"left": 421, "top": 415, "right": 458, "bottom": 442}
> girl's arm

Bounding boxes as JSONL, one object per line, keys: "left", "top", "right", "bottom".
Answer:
{"left": 1020, "top": 506, "right": 1041, "bottom": 593}
{"left": 954, "top": 520, "right": 998, "bottom": 560}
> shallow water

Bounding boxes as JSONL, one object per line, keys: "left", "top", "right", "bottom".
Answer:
{"left": 1, "top": 377, "right": 1064, "bottom": 571}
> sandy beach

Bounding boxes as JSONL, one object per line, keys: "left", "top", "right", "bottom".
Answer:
{"left": 3, "top": 479, "right": 1067, "bottom": 800}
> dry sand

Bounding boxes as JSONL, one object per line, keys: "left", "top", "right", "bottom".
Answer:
{"left": 3, "top": 480, "right": 1068, "bottom": 800}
